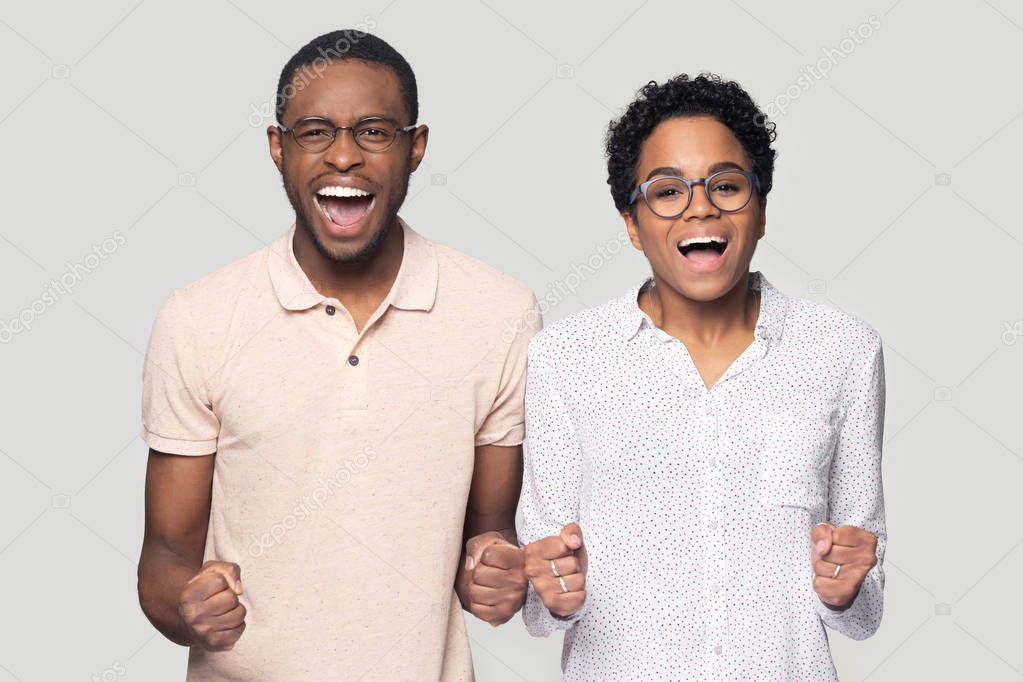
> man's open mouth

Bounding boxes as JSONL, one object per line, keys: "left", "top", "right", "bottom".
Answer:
{"left": 677, "top": 235, "right": 728, "bottom": 264}
{"left": 315, "top": 186, "right": 376, "bottom": 228}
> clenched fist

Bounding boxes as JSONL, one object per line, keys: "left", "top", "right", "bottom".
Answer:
{"left": 463, "top": 532, "right": 528, "bottom": 626}
{"left": 523, "top": 523, "right": 587, "bottom": 619}
{"left": 178, "top": 561, "right": 247, "bottom": 651}
{"left": 811, "top": 522, "right": 878, "bottom": 610}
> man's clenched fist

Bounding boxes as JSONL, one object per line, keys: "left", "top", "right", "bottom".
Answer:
{"left": 811, "top": 522, "right": 878, "bottom": 610}
{"left": 463, "top": 532, "right": 528, "bottom": 626}
{"left": 178, "top": 561, "right": 247, "bottom": 651}
{"left": 523, "top": 523, "right": 587, "bottom": 619}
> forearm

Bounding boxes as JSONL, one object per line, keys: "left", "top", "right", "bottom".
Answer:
{"left": 455, "top": 552, "right": 473, "bottom": 611}
{"left": 137, "top": 544, "right": 200, "bottom": 646}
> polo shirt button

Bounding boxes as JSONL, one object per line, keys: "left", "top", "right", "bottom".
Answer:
{"left": 714, "top": 644, "right": 723, "bottom": 656}
{"left": 325, "top": 305, "right": 336, "bottom": 316}
{"left": 348, "top": 354, "right": 359, "bottom": 366}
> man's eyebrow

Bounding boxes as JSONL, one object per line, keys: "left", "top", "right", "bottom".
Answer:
{"left": 291, "top": 113, "right": 399, "bottom": 124}
{"left": 644, "top": 161, "right": 748, "bottom": 180}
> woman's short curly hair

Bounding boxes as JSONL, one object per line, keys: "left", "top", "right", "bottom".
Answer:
{"left": 605, "top": 73, "right": 777, "bottom": 214}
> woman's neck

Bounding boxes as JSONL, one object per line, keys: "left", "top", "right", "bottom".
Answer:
{"left": 639, "top": 272, "right": 760, "bottom": 346}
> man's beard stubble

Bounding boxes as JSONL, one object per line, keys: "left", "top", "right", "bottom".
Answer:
{"left": 281, "top": 166, "right": 409, "bottom": 265}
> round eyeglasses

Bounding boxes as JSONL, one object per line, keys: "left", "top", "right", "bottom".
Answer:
{"left": 628, "top": 170, "right": 761, "bottom": 218}
{"left": 278, "top": 116, "right": 417, "bottom": 153}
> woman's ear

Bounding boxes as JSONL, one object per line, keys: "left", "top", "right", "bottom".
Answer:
{"left": 756, "top": 198, "right": 767, "bottom": 240}
{"left": 624, "top": 210, "right": 644, "bottom": 252}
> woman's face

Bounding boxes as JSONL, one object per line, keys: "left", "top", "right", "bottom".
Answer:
{"left": 624, "top": 115, "right": 766, "bottom": 302}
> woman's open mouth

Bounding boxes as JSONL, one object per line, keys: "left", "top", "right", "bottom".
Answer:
{"left": 677, "top": 235, "right": 729, "bottom": 272}
{"left": 314, "top": 186, "right": 376, "bottom": 236}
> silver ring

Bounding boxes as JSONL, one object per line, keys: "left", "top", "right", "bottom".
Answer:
{"left": 558, "top": 576, "right": 568, "bottom": 593}
{"left": 832, "top": 564, "right": 842, "bottom": 579}
{"left": 550, "top": 559, "right": 560, "bottom": 578}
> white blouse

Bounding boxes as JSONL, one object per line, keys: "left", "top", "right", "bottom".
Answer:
{"left": 517, "top": 272, "right": 886, "bottom": 681}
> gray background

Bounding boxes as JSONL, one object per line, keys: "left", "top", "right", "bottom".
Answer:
{"left": 1, "top": 0, "right": 1021, "bottom": 680}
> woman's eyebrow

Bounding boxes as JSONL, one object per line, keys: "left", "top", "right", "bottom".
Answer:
{"left": 708, "top": 161, "right": 746, "bottom": 173}
{"left": 645, "top": 166, "right": 681, "bottom": 180}
{"left": 644, "top": 161, "right": 747, "bottom": 180}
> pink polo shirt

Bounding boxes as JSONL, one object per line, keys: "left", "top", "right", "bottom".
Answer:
{"left": 142, "top": 219, "right": 540, "bottom": 680}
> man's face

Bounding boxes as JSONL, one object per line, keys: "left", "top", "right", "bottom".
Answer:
{"left": 268, "top": 59, "right": 427, "bottom": 263}
{"left": 624, "top": 115, "right": 766, "bottom": 302}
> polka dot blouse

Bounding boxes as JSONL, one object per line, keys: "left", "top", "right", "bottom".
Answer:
{"left": 516, "top": 272, "right": 886, "bottom": 681}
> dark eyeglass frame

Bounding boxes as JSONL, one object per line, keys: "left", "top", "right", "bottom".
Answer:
{"left": 628, "top": 169, "right": 761, "bottom": 218}
{"left": 277, "top": 116, "right": 417, "bottom": 153}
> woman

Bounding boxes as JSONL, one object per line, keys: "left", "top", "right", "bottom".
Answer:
{"left": 517, "top": 73, "right": 886, "bottom": 680}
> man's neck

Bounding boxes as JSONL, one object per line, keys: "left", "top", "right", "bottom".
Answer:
{"left": 292, "top": 219, "right": 405, "bottom": 329}
{"left": 641, "top": 272, "right": 758, "bottom": 346}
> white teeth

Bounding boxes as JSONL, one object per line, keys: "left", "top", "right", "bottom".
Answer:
{"left": 316, "top": 199, "right": 332, "bottom": 221}
{"left": 316, "top": 186, "right": 371, "bottom": 198}
{"left": 677, "top": 236, "right": 727, "bottom": 248}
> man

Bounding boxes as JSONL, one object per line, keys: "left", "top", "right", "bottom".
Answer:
{"left": 137, "top": 31, "right": 535, "bottom": 680}
{"left": 518, "top": 73, "right": 886, "bottom": 680}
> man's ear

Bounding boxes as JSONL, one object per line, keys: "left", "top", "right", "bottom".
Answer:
{"left": 267, "top": 125, "right": 284, "bottom": 173}
{"left": 408, "top": 124, "right": 429, "bottom": 173}
{"left": 624, "top": 209, "right": 644, "bottom": 252}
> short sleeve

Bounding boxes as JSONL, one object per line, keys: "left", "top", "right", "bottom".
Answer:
{"left": 474, "top": 289, "right": 543, "bottom": 447}
{"left": 141, "top": 290, "right": 219, "bottom": 455}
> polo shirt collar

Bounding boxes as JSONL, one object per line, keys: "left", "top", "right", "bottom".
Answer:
{"left": 268, "top": 218, "right": 438, "bottom": 313}
{"left": 388, "top": 219, "right": 438, "bottom": 312}
{"left": 615, "top": 271, "right": 788, "bottom": 344}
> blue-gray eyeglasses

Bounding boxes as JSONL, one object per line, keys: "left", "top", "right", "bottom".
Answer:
{"left": 629, "top": 170, "right": 760, "bottom": 218}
